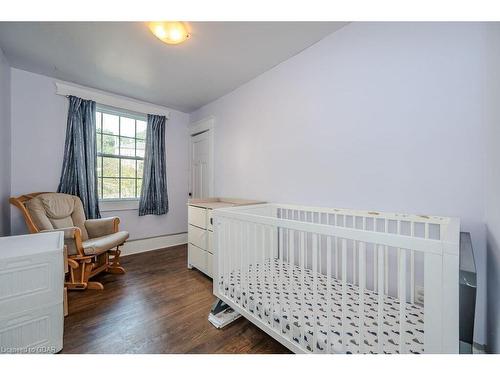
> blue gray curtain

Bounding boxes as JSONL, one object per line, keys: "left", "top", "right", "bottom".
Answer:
{"left": 139, "top": 114, "right": 168, "bottom": 216}
{"left": 57, "top": 96, "right": 101, "bottom": 219}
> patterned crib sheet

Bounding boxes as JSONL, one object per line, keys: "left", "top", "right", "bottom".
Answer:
{"left": 220, "top": 259, "right": 424, "bottom": 354}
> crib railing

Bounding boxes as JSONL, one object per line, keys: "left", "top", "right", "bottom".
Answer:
{"left": 213, "top": 204, "right": 460, "bottom": 354}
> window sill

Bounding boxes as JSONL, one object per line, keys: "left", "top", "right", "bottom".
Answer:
{"left": 99, "top": 199, "right": 139, "bottom": 212}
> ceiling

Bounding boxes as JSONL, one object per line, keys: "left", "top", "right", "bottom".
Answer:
{"left": 0, "top": 22, "right": 347, "bottom": 113}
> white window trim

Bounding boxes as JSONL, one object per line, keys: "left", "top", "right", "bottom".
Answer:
{"left": 55, "top": 80, "right": 171, "bottom": 118}
{"left": 100, "top": 199, "right": 140, "bottom": 212}
{"left": 96, "top": 106, "right": 146, "bottom": 208}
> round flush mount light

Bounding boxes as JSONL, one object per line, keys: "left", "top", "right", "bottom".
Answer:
{"left": 148, "top": 21, "right": 190, "bottom": 45}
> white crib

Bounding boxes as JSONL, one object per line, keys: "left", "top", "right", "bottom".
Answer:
{"left": 212, "top": 203, "right": 460, "bottom": 354}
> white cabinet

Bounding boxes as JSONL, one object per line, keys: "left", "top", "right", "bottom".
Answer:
{"left": 0, "top": 232, "right": 64, "bottom": 354}
{"left": 187, "top": 198, "right": 264, "bottom": 278}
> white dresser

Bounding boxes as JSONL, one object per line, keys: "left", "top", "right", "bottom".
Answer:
{"left": 0, "top": 232, "right": 64, "bottom": 354}
{"left": 187, "top": 198, "right": 263, "bottom": 278}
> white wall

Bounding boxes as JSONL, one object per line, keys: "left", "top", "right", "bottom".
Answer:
{"left": 0, "top": 47, "right": 11, "bottom": 237}
{"left": 191, "top": 22, "right": 489, "bottom": 345}
{"left": 485, "top": 23, "right": 500, "bottom": 353}
{"left": 10, "top": 68, "right": 190, "bottom": 240}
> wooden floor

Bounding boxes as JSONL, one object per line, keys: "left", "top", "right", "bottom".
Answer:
{"left": 62, "top": 244, "right": 290, "bottom": 354}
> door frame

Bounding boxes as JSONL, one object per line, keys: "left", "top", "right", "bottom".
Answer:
{"left": 188, "top": 116, "right": 215, "bottom": 199}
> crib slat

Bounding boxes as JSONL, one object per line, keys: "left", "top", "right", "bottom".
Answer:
{"left": 224, "top": 221, "right": 230, "bottom": 299}
{"left": 312, "top": 233, "right": 318, "bottom": 353}
{"left": 252, "top": 223, "right": 258, "bottom": 317}
{"left": 261, "top": 225, "right": 268, "bottom": 325}
{"left": 326, "top": 233, "right": 332, "bottom": 353}
{"left": 244, "top": 222, "right": 250, "bottom": 308}
{"left": 288, "top": 229, "right": 295, "bottom": 336}
{"left": 384, "top": 247, "right": 389, "bottom": 295}
{"left": 377, "top": 244, "right": 384, "bottom": 353}
{"left": 358, "top": 241, "right": 366, "bottom": 354}
{"left": 219, "top": 220, "right": 225, "bottom": 296}
{"left": 269, "top": 227, "right": 276, "bottom": 331}
{"left": 259, "top": 225, "right": 265, "bottom": 323}
{"left": 238, "top": 221, "right": 243, "bottom": 308}
{"left": 300, "top": 231, "right": 306, "bottom": 348}
{"left": 353, "top": 240, "right": 357, "bottom": 285}
{"left": 410, "top": 222, "right": 415, "bottom": 303}
{"left": 335, "top": 215, "right": 340, "bottom": 278}
{"left": 341, "top": 238, "right": 347, "bottom": 352}
{"left": 373, "top": 219, "right": 378, "bottom": 292}
{"left": 398, "top": 248, "right": 407, "bottom": 353}
{"left": 278, "top": 224, "right": 285, "bottom": 337}
{"left": 231, "top": 220, "right": 236, "bottom": 300}
{"left": 384, "top": 219, "right": 389, "bottom": 295}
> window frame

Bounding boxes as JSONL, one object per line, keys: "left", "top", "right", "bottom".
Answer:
{"left": 96, "top": 104, "right": 147, "bottom": 207}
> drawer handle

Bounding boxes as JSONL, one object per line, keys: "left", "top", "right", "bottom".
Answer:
{"left": 210, "top": 218, "right": 213, "bottom": 225}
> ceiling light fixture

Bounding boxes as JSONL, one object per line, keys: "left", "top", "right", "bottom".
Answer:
{"left": 148, "top": 21, "right": 190, "bottom": 45}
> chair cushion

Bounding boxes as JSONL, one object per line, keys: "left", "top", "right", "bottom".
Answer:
{"left": 40, "top": 193, "right": 75, "bottom": 219}
{"left": 82, "top": 231, "right": 129, "bottom": 255}
{"left": 26, "top": 193, "right": 89, "bottom": 240}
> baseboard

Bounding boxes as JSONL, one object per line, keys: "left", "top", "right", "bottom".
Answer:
{"left": 121, "top": 232, "right": 187, "bottom": 256}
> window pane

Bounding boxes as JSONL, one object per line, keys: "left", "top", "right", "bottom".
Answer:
{"left": 121, "top": 159, "right": 136, "bottom": 178}
{"left": 137, "top": 160, "right": 144, "bottom": 178}
{"left": 137, "top": 179, "right": 143, "bottom": 196}
{"left": 120, "top": 137, "right": 135, "bottom": 157}
{"left": 120, "top": 117, "right": 135, "bottom": 138}
{"left": 102, "top": 134, "right": 119, "bottom": 155}
{"left": 96, "top": 112, "right": 102, "bottom": 132}
{"left": 97, "top": 156, "right": 103, "bottom": 177}
{"left": 96, "top": 133, "right": 102, "bottom": 153}
{"left": 136, "top": 120, "right": 147, "bottom": 139}
{"left": 98, "top": 177, "right": 102, "bottom": 199}
{"left": 102, "top": 157, "right": 119, "bottom": 177}
{"left": 102, "top": 113, "right": 119, "bottom": 135}
{"left": 136, "top": 139, "right": 145, "bottom": 158}
{"left": 121, "top": 178, "right": 136, "bottom": 199}
{"left": 103, "top": 178, "right": 119, "bottom": 199}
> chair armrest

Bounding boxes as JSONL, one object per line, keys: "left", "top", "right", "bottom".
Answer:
{"left": 40, "top": 227, "right": 84, "bottom": 256}
{"left": 85, "top": 217, "right": 120, "bottom": 238}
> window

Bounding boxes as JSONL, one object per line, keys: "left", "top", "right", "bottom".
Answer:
{"left": 96, "top": 106, "right": 147, "bottom": 200}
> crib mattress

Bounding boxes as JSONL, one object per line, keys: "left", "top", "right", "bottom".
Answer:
{"left": 220, "top": 259, "right": 424, "bottom": 354}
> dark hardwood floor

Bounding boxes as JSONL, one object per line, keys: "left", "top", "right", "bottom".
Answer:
{"left": 62, "top": 244, "right": 290, "bottom": 354}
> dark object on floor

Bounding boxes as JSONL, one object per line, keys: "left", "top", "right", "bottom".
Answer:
{"left": 208, "top": 299, "right": 242, "bottom": 328}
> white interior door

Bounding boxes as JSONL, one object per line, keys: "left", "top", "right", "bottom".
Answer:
{"left": 190, "top": 130, "right": 211, "bottom": 199}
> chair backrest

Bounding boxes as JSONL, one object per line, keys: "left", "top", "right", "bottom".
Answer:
{"left": 10, "top": 192, "right": 89, "bottom": 240}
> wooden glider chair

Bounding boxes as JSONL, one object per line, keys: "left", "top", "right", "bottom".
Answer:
{"left": 10, "top": 192, "right": 129, "bottom": 290}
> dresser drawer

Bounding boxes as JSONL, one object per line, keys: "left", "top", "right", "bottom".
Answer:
{"left": 188, "top": 206, "right": 207, "bottom": 229}
{"left": 188, "top": 243, "right": 206, "bottom": 274}
{"left": 188, "top": 224, "right": 207, "bottom": 250}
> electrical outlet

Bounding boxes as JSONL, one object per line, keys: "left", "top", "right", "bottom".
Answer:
{"left": 415, "top": 286, "right": 425, "bottom": 305}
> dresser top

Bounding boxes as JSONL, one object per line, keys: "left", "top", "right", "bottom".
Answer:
{"left": 188, "top": 197, "right": 265, "bottom": 210}
{"left": 0, "top": 231, "right": 64, "bottom": 258}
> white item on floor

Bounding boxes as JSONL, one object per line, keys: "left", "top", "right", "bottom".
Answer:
{"left": 0, "top": 232, "right": 64, "bottom": 354}
{"left": 212, "top": 203, "right": 460, "bottom": 354}
{"left": 187, "top": 198, "right": 264, "bottom": 278}
{"left": 208, "top": 306, "right": 242, "bottom": 328}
